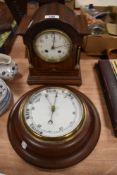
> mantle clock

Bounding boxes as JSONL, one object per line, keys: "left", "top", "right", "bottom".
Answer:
{"left": 17, "top": 2, "right": 89, "bottom": 85}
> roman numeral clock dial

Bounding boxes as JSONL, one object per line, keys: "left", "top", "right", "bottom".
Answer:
{"left": 33, "top": 30, "right": 72, "bottom": 63}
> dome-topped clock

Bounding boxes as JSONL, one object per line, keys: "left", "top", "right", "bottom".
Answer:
{"left": 17, "top": 2, "right": 89, "bottom": 85}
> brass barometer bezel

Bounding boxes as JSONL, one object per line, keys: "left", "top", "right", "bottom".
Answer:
{"left": 19, "top": 87, "right": 87, "bottom": 142}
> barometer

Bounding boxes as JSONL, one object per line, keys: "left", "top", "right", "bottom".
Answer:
{"left": 8, "top": 86, "right": 101, "bottom": 169}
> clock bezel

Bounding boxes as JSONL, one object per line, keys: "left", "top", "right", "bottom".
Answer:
{"left": 33, "top": 29, "right": 73, "bottom": 63}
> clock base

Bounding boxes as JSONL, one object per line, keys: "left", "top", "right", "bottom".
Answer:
{"left": 27, "top": 71, "right": 82, "bottom": 86}
{"left": 7, "top": 87, "right": 101, "bottom": 169}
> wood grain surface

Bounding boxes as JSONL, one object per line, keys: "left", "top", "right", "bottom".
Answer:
{"left": 0, "top": 36, "right": 117, "bottom": 175}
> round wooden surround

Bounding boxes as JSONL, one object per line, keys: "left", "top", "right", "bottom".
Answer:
{"left": 7, "top": 86, "right": 101, "bottom": 169}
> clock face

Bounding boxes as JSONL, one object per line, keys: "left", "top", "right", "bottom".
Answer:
{"left": 33, "top": 29, "right": 72, "bottom": 63}
{"left": 21, "top": 87, "right": 85, "bottom": 141}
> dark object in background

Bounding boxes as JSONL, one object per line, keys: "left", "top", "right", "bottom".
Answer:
{"left": 0, "top": 2, "right": 17, "bottom": 54}
{"left": 0, "top": 2, "right": 13, "bottom": 33}
{"left": 97, "top": 59, "right": 117, "bottom": 137}
{"left": 0, "top": 24, "right": 11, "bottom": 34}
{"left": 5, "top": 0, "right": 27, "bottom": 23}
{"left": 39, "top": 0, "right": 65, "bottom": 6}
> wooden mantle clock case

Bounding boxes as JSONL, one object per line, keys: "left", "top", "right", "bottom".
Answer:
{"left": 17, "top": 2, "right": 89, "bottom": 85}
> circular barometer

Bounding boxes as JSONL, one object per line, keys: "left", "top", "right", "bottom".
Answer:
{"left": 8, "top": 86, "right": 101, "bottom": 169}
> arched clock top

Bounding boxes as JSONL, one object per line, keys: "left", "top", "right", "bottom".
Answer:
{"left": 23, "top": 20, "right": 86, "bottom": 45}
{"left": 17, "top": 2, "right": 89, "bottom": 41}
{"left": 32, "top": 2, "right": 75, "bottom": 25}
{"left": 30, "top": 2, "right": 89, "bottom": 36}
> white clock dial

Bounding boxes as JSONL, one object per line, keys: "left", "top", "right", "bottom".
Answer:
{"left": 22, "top": 87, "right": 85, "bottom": 140}
{"left": 33, "top": 29, "right": 72, "bottom": 63}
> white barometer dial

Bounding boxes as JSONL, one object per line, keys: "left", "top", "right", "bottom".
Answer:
{"left": 33, "top": 29, "right": 72, "bottom": 63}
{"left": 21, "top": 87, "right": 85, "bottom": 140}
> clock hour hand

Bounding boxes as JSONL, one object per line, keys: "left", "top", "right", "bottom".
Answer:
{"left": 51, "top": 32, "right": 55, "bottom": 49}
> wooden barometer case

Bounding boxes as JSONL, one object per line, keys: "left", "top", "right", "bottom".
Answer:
{"left": 7, "top": 86, "right": 101, "bottom": 169}
{"left": 17, "top": 2, "right": 89, "bottom": 85}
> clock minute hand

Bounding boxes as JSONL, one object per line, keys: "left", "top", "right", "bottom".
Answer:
{"left": 54, "top": 44, "right": 69, "bottom": 49}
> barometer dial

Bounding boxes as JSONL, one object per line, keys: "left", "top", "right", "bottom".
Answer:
{"left": 21, "top": 87, "right": 85, "bottom": 140}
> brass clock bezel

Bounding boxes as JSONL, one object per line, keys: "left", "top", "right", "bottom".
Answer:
{"left": 33, "top": 29, "right": 73, "bottom": 63}
{"left": 19, "top": 87, "right": 87, "bottom": 142}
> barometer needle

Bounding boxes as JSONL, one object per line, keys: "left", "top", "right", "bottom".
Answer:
{"left": 48, "top": 106, "right": 55, "bottom": 125}
{"left": 48, "top": 92, "right": 58, "bottom": 125}
{"left": 53, "top": 92, "right": 58, "bottom": 106}
{"left": 45, "top": 94, "right": 52, "bottom": 106}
